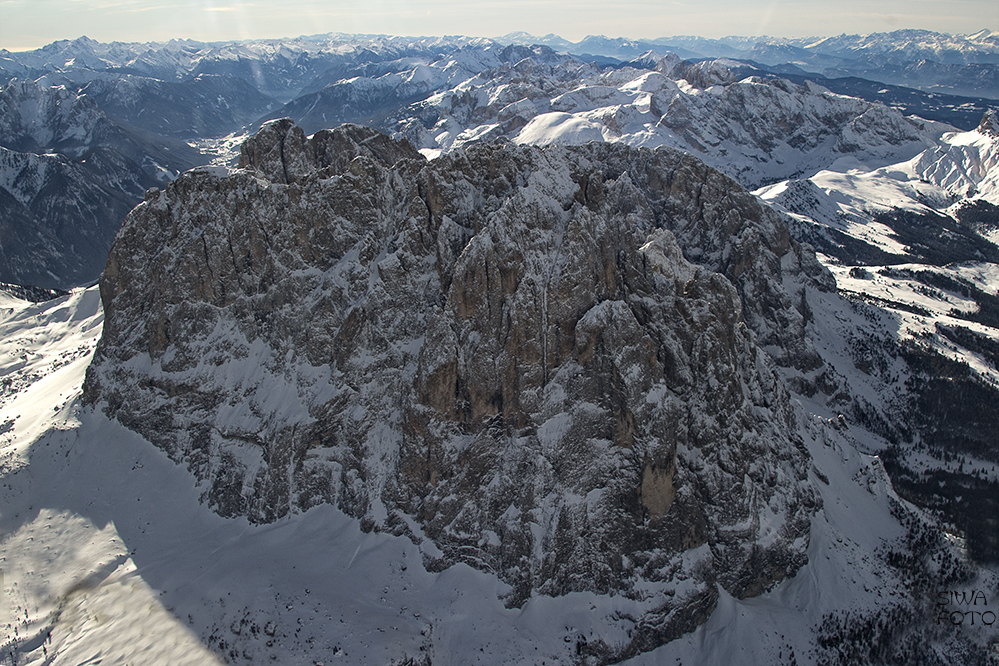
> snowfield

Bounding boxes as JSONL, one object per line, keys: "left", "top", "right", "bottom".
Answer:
{"left": 760, "top": 112, "right": 999, "bottom": 258}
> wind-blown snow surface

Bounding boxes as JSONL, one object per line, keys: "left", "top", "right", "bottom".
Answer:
{"left": 1, "top": 297, "right": 996, "bottom": 660}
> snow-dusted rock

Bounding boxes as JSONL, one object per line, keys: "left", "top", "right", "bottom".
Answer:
{"left": 85, "top": 121, "right": 823, "bottom": 656}
{"left": 912, "top": 110, "right": 999, "bottom": 202}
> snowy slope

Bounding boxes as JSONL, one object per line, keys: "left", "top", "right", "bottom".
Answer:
{"left": 0, "top": 79, "right": 206, "bottom": 289}
{"left": 0, "top": 33, "right": 986, "bottom": 290}
{"left": 0, "top": 288, "right": 102, "bottom": 471}
{"left": 760, "top": 111, "right": 999, "bottom": 261}
{"left": 386, "top": 56, "right": 948, "bottom": 189}
{"left": 757, "top": 108, "right": 999, "bottom": 578}
{"left": 2, "top": 31, "right": 999, "bottom": 665}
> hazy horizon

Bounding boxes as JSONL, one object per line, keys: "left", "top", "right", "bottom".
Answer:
{"left": 1, "top": 0, "right": 996, "bottom": 53}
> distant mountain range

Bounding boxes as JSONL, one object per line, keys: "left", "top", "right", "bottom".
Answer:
{"left": 2, "top": 29, "right": 995, "bottom": 289}
{"left": 0, "top": 79, "right": 203, "bottom": 287}
{"left": 0, "top": 30, "right": 999, "bottom": 287}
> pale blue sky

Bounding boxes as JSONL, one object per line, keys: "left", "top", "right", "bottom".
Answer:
{"left": 1, "top": 0, "right": 996, "bottom": 51}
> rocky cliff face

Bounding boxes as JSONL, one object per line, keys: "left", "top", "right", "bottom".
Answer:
{"left": 85, "top": 119, "right": 822, "bottom": 655}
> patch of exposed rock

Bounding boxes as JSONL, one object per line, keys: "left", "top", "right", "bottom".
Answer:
{"left": 85, "top": 119, "right": 822, "bottom": 657}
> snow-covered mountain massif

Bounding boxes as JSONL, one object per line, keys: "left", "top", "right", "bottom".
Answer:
{"left": 1, "top": 30, "right": 997, "bottom": 287}
{"left": 2, "top": 30, "right": 999, "bottom": 665}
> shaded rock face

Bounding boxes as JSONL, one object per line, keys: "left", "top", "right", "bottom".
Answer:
{"left": 85, "top": 120, "right": 820, "bottom": 652}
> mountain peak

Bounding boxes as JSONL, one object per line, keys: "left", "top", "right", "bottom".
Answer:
{"left": 86, "top": 122, "right": 820, "bottom": 658}
{"left": 966, "top": 28, "right": 999, "bottom": 41}
{"left": 978, "top": 109, "right": 999, "bottom": 137}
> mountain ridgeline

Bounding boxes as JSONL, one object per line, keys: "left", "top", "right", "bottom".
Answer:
{"left": 2, "top": 31, "right": 994, "bottom": 289}
{"left": 0, "top": 79, "right": 205, "bottom": 288}
{"left": 84, "top": 120, "right": 828, "bottom": 658}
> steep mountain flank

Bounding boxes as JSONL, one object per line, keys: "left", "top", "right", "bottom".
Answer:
{"left": 84, "top": 120, "right": 824, "bottom": 656}
{"left": 0, "top": 79, "right": 204, "bottom": 288}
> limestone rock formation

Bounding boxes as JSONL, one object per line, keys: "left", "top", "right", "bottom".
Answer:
{"left": 85, "top": 119, "right": 822, "bottom": 656}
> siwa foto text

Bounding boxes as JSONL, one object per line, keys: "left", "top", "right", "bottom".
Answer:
{"left": 937, "top": 590, "right": 995, "bottom": 626}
